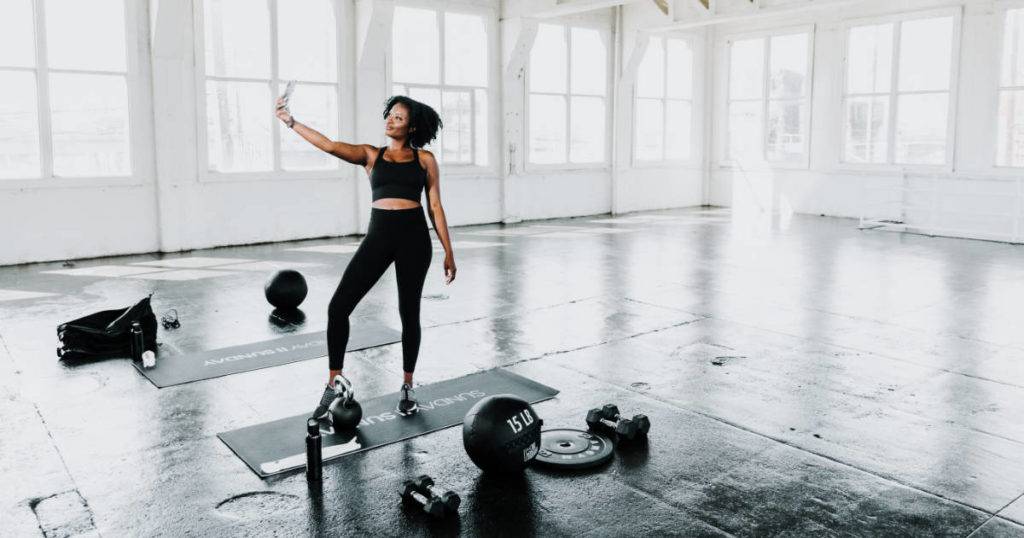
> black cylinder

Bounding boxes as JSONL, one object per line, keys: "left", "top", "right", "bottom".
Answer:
{"left": 130, "top": 321, "right": 143, "bottom": 361}
{"left": 306, "top": 418, "right": 322, "bottom": 481}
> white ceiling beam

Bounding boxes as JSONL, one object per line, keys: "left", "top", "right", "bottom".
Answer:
{"left": 650, "top": 0, "right": 865, "bottom": 30}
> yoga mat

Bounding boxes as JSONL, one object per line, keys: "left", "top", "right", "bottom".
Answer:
{"left": 134, "top": 325, "right": 401, "bottom": 388}
{"left": 218, "top": 369, "right": 559, "bottom": 478}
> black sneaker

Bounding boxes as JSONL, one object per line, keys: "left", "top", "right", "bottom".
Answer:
{"left": 311, "top": 383, "right": 339, "bottom": 421}
{"left": 397, "top": 383, "right": 418, "bottom": 416}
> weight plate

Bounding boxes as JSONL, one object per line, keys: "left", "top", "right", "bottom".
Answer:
{"left": 533, "top": 428, "right": 613, "bottom": 470}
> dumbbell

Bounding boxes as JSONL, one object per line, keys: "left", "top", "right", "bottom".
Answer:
{"left": 399, "top": 475, "right": 460, "bottom": 518}
{"left": 585, "top": 404, "right": 651, "bottom": 441}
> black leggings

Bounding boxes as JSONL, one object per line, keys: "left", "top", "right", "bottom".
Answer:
{"left": 327, "top": 207, "right": 432, "bottom": 373}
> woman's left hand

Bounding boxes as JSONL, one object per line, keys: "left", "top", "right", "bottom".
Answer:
{"left": 444, "top": 255, "right": 457, "bottom": 285}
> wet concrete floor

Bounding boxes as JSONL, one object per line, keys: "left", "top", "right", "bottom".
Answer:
{"left": 2, "top": 207, "right": 1024, "bottom": 536}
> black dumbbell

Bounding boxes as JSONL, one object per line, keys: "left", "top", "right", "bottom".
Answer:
{"left": 399, "top": 475, "right": 460, "bottom": 518}
{"left": 585, "top": 404, "right": 651, "bottom": 441}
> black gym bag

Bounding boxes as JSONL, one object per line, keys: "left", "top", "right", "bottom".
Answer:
{"left": 56, "top": 295, "right": 158, "bottom": 362}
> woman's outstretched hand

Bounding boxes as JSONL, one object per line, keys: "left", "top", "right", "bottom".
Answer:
{"left": 275, "top": 97, "right": 293, "bottom": 126}
{"left": 444, "top": 255, "right": 457, "bottom": 285}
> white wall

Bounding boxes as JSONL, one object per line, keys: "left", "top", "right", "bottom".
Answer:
{"left": 0, "top": 0, "right": 709, "bottom": 266}
{"left": 707, "top": 0, "right": 1024, "bottom": 242}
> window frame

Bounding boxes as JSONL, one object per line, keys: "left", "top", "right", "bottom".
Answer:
{"left": 524, "top": 20, "right": 613, "bottom": 173}
{"left": 0, "top": 0, "right": 153, "bottom": 189}
{"left": 718, "top": 24, "right": 816, "bottom": 171}
{"left": 630, "top": 32, "right": 700, "bottom": 169}
{"left": 837, "top": 6, "right": 962, "bottom": 173}
{"left": 390, "top": 1, "right": 497, "bottom": 176}
{"left": 993, "top": 0, "right": 1024, "bottom": 170}
{"left": 192, "top": 0, "right": 345, "bottom": 182}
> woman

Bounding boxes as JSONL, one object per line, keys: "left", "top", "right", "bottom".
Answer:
{"left": 275, "top": 94, "right": 457, "bottom": 420}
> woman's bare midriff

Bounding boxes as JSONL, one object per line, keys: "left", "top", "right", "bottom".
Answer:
{"left": 372, "top": 198, "right": 421, "bottom": 210}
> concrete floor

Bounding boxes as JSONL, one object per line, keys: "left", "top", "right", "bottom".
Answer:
{"left": 3, "top": 207, "right": 1024, "bottom": 536}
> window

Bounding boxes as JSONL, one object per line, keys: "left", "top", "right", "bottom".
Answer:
{"left": 842, "top": 15, "right": 955, "bottom": 166}
{"left": 0, "top": 0, "right": 132, "bottom": 179}
{"left": 726, "top": 31, "right": 811, "bottom": 164}
{"left": 635, "top": 36, "right": 693, "bottom": 164}
{"left": 392, "top": 7, "right": 489, "bottom": 167}
{"left": 201, "top": 0, "right": 339, "bottom": 174}
{"left": 528, "top": 23, "right": 607, "bottom": 166}
{"left": 997, "top": 7, "right": 1024, "bottom": 167}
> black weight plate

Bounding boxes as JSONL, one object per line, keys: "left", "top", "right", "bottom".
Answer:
{"left": 533, "top": 428, "right": 613, "bottom": 469}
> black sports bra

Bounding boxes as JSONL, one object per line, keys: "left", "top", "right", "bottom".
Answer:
{"left": 369, "top": 146, "right": 426, "bottom": 203}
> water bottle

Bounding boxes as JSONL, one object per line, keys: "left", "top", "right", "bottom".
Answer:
{"left": 306, "top": 418, "right": 322, "bottom": 481}
{"left": 130, "top": 322, "right": 143, "bottom": 361}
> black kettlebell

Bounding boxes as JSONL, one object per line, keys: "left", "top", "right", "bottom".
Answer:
{"left": 328, "top": 375, "right": 362, "bottom": 431}
{"left": 329, "top": 398, "right": 363, "bottom": 431}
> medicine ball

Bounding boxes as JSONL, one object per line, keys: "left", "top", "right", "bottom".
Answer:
{"left": 264, "top": 269, "right": 308, "bottom": 310}
{"left": 462, "top": 394, "right": 543, "bottom": 474}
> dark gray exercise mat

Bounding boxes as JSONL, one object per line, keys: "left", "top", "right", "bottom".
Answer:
{"left": 134, "top": 325, "right": 401, "bottom": 388}
{"left": 218, "top": 369, "right": 559, "bottom": 478}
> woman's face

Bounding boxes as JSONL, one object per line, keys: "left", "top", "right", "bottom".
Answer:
{"left": 385, "top": 103, "right": 412, "bottom": 139}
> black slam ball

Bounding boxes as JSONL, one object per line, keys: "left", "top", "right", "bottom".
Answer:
{"left": 264, "top": 269, "right": 308, "bottom": 310}
{"left": 462, "top": 394, "right": 543, "bottom": 473}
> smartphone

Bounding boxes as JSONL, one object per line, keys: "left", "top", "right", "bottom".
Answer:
{"left": 279, "top": 80, "right": 296, "bottom": 110}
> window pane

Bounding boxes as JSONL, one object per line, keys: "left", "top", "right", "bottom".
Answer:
{"left": 529, "top": 93, "right": 566, "bottom": 163}
{"left": 407, "top": 87, "right": 441, "bottom": 111}
{"left": 665, "top": 99, "right": 691, "bottom": 161}
{"left": 445, "top": 12, "right": 487, "bottom": 87}
{"left": 442, "top": 90, "right": 472, "bottom": 163}
{"left": 898, "top": 16, "right": 953, "bottom": 92}
{"left": 997, "top": 90, "right": 1024, "bottom": 166}
{"left": 281, "top": 83, "right": 337, "bottom": 170}
{"left": 407, "top": 87, "right": 440, "bottom": 151}
{"left": 637, "top": 37, "right": 664, "bottom": 99}
{"left": 570, "top": 96, "right": 604, "bottom": 163}
{"left": 769, "top": 33, "right": 808, "bottom": 99}
{"left": 530, "top": 24, "right": 567, "bottom": 93}
{"left": 393, "top": 84, "right": 407, "bottom": 95}
{"left": 727, "top": 100, "right": 762, "bottom": 161}
{"left": 847, "top": 23, "right": 892, "bottom": 94}
{"left": 393, "top": 7, "right": 439, "bottom": 84}
{"left": 1001, "top": 9, "right": 1024, "bottom": 87}
{"left": 206, "top": 80, "right": 272, "bottom": 172}
{"left": 0, "top": 0, "right": 35, "bottom": 68}
{"left": 666, "top": 38, "right": 692, "bottom": 100}
{"left": 895, "top": 93, "right": 947, "bottom": 164}
{"left": 474, "top": 88, "right": 488, "bottom": 166}
{"left": 50, "top": 73, "right": 130, "bottom": 177}
{"left": 46, "top": 0, "right": 126, "bottom": 72}
{"left": 729, "top": 38, "right": 764, "bottom": 99}
{"left": 204, "top": 0, "right": 271, "bottom": 78}
{"left": 571, "top": 27, "right": 605, "bottom": 96}
{"left": 635, "top": 98, "right": 663, "bottom": 161}
{"left": 0, "top": 71, "right": 40, "bottom": 178}
{"left": 766, "top": 100, "right": 805, "bottom": 162}
{"left": 843, "top": 96, "right": 888, "bottom": 163}
{"left": 278, "top": 0, "right": 337, "bottom": 83}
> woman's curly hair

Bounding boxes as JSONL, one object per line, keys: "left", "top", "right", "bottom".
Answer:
{"left": 383, "top": 95, "right": 442, "bottom": 149}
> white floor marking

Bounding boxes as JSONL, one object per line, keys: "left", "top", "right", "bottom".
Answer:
{"left": 131, "top": 269, "right": 239, "bottom": 281}
{"left": 288, "top": 244, "right": 362, "bottom": 254}
{"left": 0, "top": 289, "right": 59, "bottom": 302}
{"left": 44, "top": 265, "right": 169, "bottom": 277}
{"left": 215, "top": 260, "right": 325, "bottom": 272}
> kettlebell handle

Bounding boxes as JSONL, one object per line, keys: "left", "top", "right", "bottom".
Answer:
{"left": 333, "top": 374, "right": 356, "bottom": 404}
